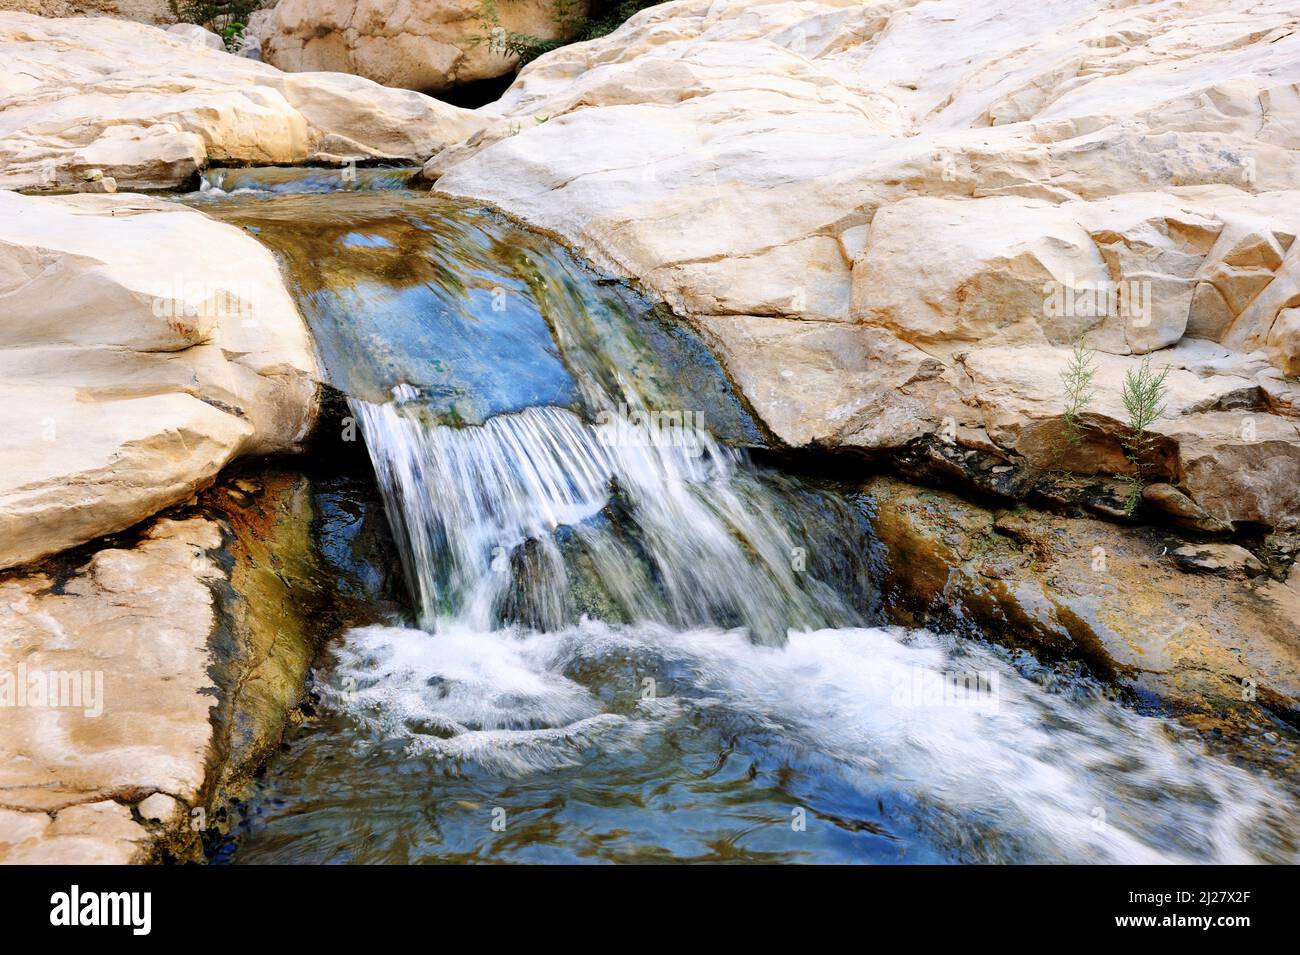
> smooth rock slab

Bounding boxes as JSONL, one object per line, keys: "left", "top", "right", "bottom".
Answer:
{"left": 0, "top": 11, "right": 485, "bottom": 189}
{"left": 0, "top": 191, "right": 319, "bottom": 570}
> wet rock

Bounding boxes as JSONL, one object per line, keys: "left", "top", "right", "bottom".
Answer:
{"left": 201, "top": 471, "right": 325, "bottom": 805}
{"left": 1170, "top": 543, "right": 1266, "bottom": 578}
{"left": 861, "top": 476, "right": 1300, "bottom": 724}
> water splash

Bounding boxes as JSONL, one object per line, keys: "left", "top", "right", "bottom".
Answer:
{"left": 354, "top": 397, "right": 860, "bottom": 641}
{"left": 318, "top": 621, "right": 1300, "bottom": 864}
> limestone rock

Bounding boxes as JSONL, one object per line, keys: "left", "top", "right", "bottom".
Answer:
{"left": 1170, "top": 543, "right": 1266, "bottom": 578}
{"left": 0, "top": 11, "right": 485, "bottom": 190}
{"left": 862, "top": 476, "right": 1300, "bottom": 722}
{"left": 427, "top": 0, "right": 1300, "bottom": 530}
{"left": 0, "top": 518, "right": 221, "bottom": 862}
{"left": 137, "top": 792, "right": 182, "bottom": 825}
{"left": 0, "top": 191, "right": 319, "bottom": 569}
{"left": 0, "top": 0, "right": 174, "bottom": 21}
{"left": 265, "top": 0, "right": 581, "bottom": 92}
{"left": 0, "top": 471, "right": 349, "bottom": 863}
{"left": 166, "top": 22, "right": 223, "bottom": 50}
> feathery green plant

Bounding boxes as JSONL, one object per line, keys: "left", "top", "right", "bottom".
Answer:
{"left": 1117, "top": 357, "right": 1170, "bottom": 514}
{"left": 1056, "top": 334, "right": 1096, "bottom": 465}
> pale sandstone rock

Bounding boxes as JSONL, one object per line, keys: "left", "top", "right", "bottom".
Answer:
{"left": 0, "top": 801, "right": 149, "bottom": 865}
{"left": 266, "top": 0, "right": 579, "bottom": 92}
{"left": 1170, "top": 543, "right": 1266, "bottom": 577}
{"left": 137, "top": 791, "right": 182, "bottom": 824}
{"left": 0, "top": 190, "right": 319, "bottom": 569}
{"left": 0, "top": 11, "right": 485, "bottom": 189}
{"left": 1142, "top": 483, "right": 1233, "bottom": 534}
{"left": 0, "top": 518, "right": 219, "bottom": 863}
{"left": 0, "top": 0, "right": 174, "bottom": 22}
{"left": 693, "top": 315, "right": 956, "bottom": 448}
{"left": 0, "top": 472, "right": 336, "bottom": 864}
{"left": 428, "top": 0, "right": 1300, "bottom": 528}
{"left": 165, "top": 22, "right": 223, "bottom": 50}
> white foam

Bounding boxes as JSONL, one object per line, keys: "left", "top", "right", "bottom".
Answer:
{"left": 327, "top": 621, "right": 1299, "bottom": 863}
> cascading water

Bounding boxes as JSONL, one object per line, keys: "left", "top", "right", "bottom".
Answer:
{"left": 352, "top": 397, "right": 859, "bottom": 641}
{"left": 189, "top": 172, "right": 1300, "bottom": 864}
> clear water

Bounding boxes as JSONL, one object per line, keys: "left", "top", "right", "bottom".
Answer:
{"left": 193, "top": 172, "right": 1300, "bottom": 864}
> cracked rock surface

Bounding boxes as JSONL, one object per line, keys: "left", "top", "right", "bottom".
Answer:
{"left": 0, "top": 191, "right": 319, "bottom": 569}
{"left": 428, "top": 0, "right": 1300, "bottom": 532}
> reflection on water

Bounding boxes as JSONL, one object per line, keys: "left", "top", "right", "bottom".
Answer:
{"left": 191, "top": 182, "right": 760, "bottom": 439}
{"left": 233, "top": 621, "right": 1300, "bottom": 864}
{"left": 198, "top": 166, "right": 422, "bottom": 195}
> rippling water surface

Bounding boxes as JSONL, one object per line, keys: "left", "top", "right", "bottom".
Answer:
{"left": 192, "top": 170, "right": 1300, "bottom": 864}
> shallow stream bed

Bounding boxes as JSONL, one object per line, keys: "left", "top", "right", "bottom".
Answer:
{"left": 187, "top": 168, "right": 1300, "bottom": 864}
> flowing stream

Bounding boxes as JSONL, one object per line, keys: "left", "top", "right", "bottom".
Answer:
{"left": 191, "top": 168, "right": 1300, "bottom": 864}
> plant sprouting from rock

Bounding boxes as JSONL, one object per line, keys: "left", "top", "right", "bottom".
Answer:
{"left": 1117, "top": 357, "right": 1170, "bottom": 514}
{"left": 1056, "top": 333, "right": 1096, "bottom": 467}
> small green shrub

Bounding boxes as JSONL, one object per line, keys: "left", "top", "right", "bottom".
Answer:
{"left": 170, "top": 0, "right": 259, "bottom": 52}
{"left": 1056, "top": 334, "right": 1096, "bottom": 464}
{"left": 1117, "top": 357, "right": 1170, "bottom": 514}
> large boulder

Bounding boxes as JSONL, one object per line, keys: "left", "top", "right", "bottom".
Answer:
{"left": 0, "top": 11, "right": 485, "bottom": 190}
{"left": 0, "top": 518, "right": 223, "bottom": 863}
{"left": 427, "top": 0, "right": 1300, "bottom": 531}
{"left": 0, "top": 191, "right": 320, "bottom": 569}
{"left": 265, "top": 0, "right": 579, "bottom": 92}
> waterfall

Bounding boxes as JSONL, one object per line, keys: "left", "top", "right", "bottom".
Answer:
{"left": 196, "top": 180, "right": 1300, "bottom": 865}
{"left": 354, "top": 393, "right": 861, "bottom": 642}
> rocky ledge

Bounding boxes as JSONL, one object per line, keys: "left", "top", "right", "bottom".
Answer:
{"left": 0, "top": 11, "right": 483, "bottom": 190}
{"left": 0, "top": 470, "right": 346, "bottom": 863}
{"left": 0, "top": 190, "right": 320, "bottom": 570}
{"left": 426, "top": 0, "right": 1300, "bottom": 536}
